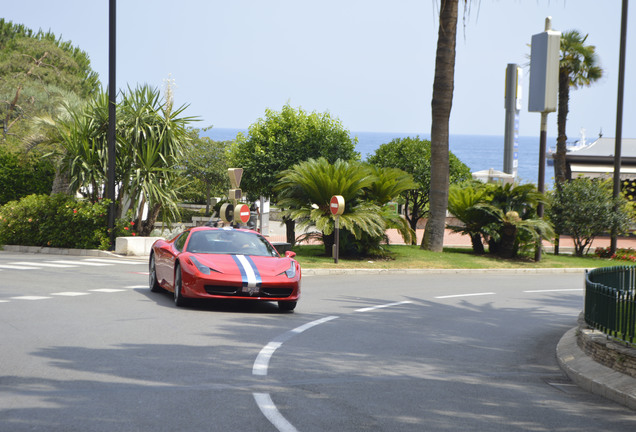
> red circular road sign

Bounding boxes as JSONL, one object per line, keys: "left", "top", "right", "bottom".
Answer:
{"left": 234, "top": 203, "right": 251, "bottom": 224}
{"left": 330, "top": 195, "right": 345, "bottom": 216}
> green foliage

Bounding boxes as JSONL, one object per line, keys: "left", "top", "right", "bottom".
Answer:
{"left": 182, "top": 128, "right": 231, "bottom": 211}
{"left": 230, "top": 104, "right": 359, "bottom": 200}
{"left": 0, "top": 147, "right": 54, "bottom": 205}
{"left": 367, "top": 137, "right": 471, "bottom": 233}
{"left": 0, "top": 19, "right": 100, "bottom": 145}
{"left": 548, "top": 177, "right": 633, "bottom": 256}
{"left": 276, "top": 158, "right": 415, "bottom": 257}
{"left": 56, "top": 85, "right": 198, "bottom": 234}
{"left": 0, "top": 194, "right": 116, "bottom": 249}
{"left": 448, "top": 182, "right": 553, "bottom": 259}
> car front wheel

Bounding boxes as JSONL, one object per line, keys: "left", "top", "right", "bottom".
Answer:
{"left": 278, "top": 301, "right": 297, "bottom": 312}
{"left": 174, "top": 264, "right": 187, "bottom": 307}
{"left": 149, "top": 254, "right": 162, "bottom": 293}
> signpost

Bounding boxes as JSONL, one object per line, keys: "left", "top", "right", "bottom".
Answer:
{"left": 330, "top": 195, "right": 345, "bottom": 264}
{"left": 220, "top": 168, "right": 250, "bottom": 226}
{"left": 528, "top": 17, "right": 560, "bottom": 261}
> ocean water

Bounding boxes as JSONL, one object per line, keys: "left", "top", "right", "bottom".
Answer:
{"left": 204, "top": 128, "right": 555, "bottom": 189}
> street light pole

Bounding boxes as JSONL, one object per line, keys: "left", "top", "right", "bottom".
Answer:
{"left": 610, "top": 0, "right": 629, "bottom": 254}
{"left": 107, "top": 0, "right": 117, "bottom": 250}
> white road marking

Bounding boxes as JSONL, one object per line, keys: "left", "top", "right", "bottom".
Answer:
{"left": 253, "top": 316, "right": 338, "bottom": 376}
{"left": 0, "top": 264, "right": 40, "bottom": 270}
{"left": 435, "top": 292, "right": 496, "bottom": 299}
{"left": 13, "top": 261, "right": 77, "bottom": 268}
{"left": 11, "top": 296, "right": 51, "bottom": 300}
{"left": 51, "top": 292, "right": 90, "bottom": 297}
{"left": 125, "top": 285, "right": 149, "bottom": 289}
{"left": 0, "top": 300, "right": 10, "bottom": 303}
{"left": 253, "top": 393, "right": 298, "bottom": 432}
{"left": 84, "top": 258, "right": 142, "bottom": 265}
{"left": 48, "top": 260, "right": 111, "bottom": 267}
{"left": 524, "top": 288, "right": 584, "bottom": 293}
{"left": 252, "top": 342, "right": 283, "bottom": 376}
{"left": 90, "top": 289, "right": 126, "bottom": 293}
{"left": 355, "top": 300, "right": 413, "bottom": 312}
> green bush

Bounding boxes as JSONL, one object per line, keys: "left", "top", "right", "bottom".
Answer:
{"left": 0, "top": 194, "right": 115, "bottom": 249}
{"left": 0, "top": 147, "right": 55, "bottom": 205}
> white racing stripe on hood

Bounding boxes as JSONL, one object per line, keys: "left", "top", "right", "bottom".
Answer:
{"left": 236, "top": 254, "right": 258, "bottom": 288}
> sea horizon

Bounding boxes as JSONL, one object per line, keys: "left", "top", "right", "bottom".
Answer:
{"left": 204, "top": 128, "right": 556, "bottom": 189}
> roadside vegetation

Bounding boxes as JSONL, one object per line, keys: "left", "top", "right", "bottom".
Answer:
{"left": 0, "top": 18, "right": 634, "bottom": 266}
{"left": 291, "top": 244, "right": 625, "bottom": 270}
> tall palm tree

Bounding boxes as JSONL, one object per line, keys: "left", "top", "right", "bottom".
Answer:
{"left": 422, "top": 0, "right": 460, "bottom": 252}
{"left": 554, "top": 30, "right": 603, "bottom": 185}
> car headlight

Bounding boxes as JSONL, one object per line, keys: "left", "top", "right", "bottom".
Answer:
{"left": 284, "top": 261, "right": 296, "bottom": 278}
{"left": 189, "top": 256, "right": 211, "bottom": 275}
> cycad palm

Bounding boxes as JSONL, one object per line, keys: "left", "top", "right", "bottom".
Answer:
{"left": 447, "top": 182, "right": 492, "bottom": 254}
{"left": 554, "top": 30, "right": 603, "bottom": 184}
{"left": 276, "top": 158, "right": 384, "bottom": 255}
{"left": 276, "top": 158, "right": 416, "bottom": 256}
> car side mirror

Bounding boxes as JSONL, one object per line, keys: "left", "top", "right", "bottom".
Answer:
{"left": 285, "top": 251, "right": 296, "bottom": 258}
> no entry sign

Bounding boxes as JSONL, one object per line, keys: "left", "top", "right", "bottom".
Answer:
{"left": 234, "top": 203, "right": 251, "bottom": 224}
{"left": 330, "top": 195, "right": 345, "bottom": 216}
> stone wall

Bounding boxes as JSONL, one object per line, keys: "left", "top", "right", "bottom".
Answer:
{"left": 577, "top": 315, "right": 636, "bottom": 378}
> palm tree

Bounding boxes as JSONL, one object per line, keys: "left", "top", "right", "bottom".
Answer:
{"left": 480, "top": 183, "right": 554, "bottom": 259}
{"left": 422, "top": 0, "right": 460, "bottom": 252}
{"left": 446, "top": 182, "right": 492, "bottom": 254}
{"left": 275, "top": 158, "right": 416, "bottom": 256}
{"left": 554, "top": 30, "right": 603, "bottom": 185}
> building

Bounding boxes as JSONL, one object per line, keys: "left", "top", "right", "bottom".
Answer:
{"left": 564, "top": 137, "right": 636, "bottom": 180}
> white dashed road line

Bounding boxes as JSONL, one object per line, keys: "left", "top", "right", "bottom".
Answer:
{"left": 524, "top": 288, "right": 584, "bottom": 293}
{"left": 48, "top": 260, "right": 111, "bottom": 267}
{"left": 435, "top": 292, "right": 496, "bottom": 299}
{"left": 51, "top": 292, "right": 91, "bottom": 297}
{"left": 12, "top": 261, "right": 78, "bottom": 268}
{"left": 90, "top": 289, "right": 126, "bottom": 293}
{"left": 11, "top": 296, "right": 51, "bottom": 300}
{"left": 0, "top": 264, "right": 41, "bottom": 270}
{"left": 355, "top": 300, "right": 413, "bottom": 312}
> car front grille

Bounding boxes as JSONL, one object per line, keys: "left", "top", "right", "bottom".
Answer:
{"left": 204, "top": 285, "right": 293, "bottom": 298}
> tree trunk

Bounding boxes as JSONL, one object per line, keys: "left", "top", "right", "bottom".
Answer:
{"left": 50, "top": 165, "right": 72, "bottom": 195}
{"left": 554, "top": 67, "right": 570, "bottom": 185}
{"left": 422, "top": 0, "right": 458, "bottom": 252}
{"left": 323, "top": 231, "right": 334, "bottom": 257}
{"left": 470, "top": 233, "right": 485, "bottom": 254}
{"left": 284, "top": 217, "right": 296, "bottom": 245}
{"left": 205, "top": 181, "right": 211, "bottom": 216}
{"left": 142, "top": 203, "right": 161, "bottom": 236}
{"left": 498, "top": 224, "right": 517, "bottom": 259}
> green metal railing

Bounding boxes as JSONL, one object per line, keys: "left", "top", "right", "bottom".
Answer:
{"left": 585, "top": 266, "right": 636, "bottom": 344}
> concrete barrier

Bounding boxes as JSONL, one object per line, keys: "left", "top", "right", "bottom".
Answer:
{"left": 115, "top": 236, "right": 163, "bottom": 256}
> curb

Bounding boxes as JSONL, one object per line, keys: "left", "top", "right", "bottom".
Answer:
{"left": 557, "top": 327, "right": 636, "bottom": 410}
{"left": 1, "top": 244, "right": 121, "bottom": 258}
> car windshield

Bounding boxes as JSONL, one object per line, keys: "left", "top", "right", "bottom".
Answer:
{"left": 186, "top": 229, "right": 279, "bottom": 257}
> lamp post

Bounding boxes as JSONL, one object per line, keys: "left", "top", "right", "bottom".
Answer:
{"left": 610, "top": 0, "right": 629, "bottom": 254}
{"left": 107, "top": 0, "right": 117, "bottom": 250}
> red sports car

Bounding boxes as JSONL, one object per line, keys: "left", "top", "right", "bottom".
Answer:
{"left": 149, "top": 227, "right": 301, "bottom": 311}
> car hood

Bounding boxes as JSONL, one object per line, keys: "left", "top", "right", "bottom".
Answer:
{"left": 193, "top": 254, "right": 293, "bottom": 277}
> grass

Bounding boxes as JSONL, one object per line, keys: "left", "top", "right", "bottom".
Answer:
{"left": 291, "top": 244, "right": 622, "bottom": 270}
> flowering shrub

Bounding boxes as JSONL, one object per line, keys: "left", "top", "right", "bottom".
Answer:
{"left": 0, "top": 194, "right": 131, "bottom": 250}
{"left": 594, "top": 247, "right": 636, "bottom": 262}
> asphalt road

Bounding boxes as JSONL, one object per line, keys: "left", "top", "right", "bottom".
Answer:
{"left": 1, "top": 251, "right": 635, "bottom": 431}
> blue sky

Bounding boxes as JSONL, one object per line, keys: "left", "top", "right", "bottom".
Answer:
{"left": 4, "top": 1, "right": 635, "bottom": 139}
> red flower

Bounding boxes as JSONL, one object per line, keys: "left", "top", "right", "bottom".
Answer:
{"left": 124, "top": 227, "right": 129, "bottom": 230}
{"left": 73, "top": 209, "right": 77, "bottom": 214}
{"left": 130, "top": 221, "right": 135, "bottom": 226}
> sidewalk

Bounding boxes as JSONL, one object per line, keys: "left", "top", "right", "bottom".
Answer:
{"left": 264, "top": 220, "right": 636, "bottom": 252}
